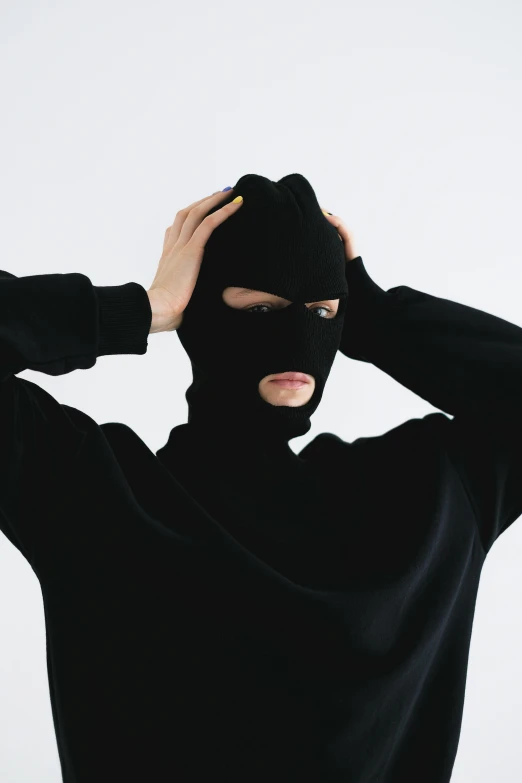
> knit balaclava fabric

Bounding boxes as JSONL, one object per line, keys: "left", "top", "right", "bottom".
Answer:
{"left": 176, "top": 173, "right": 348, "bottom": 444}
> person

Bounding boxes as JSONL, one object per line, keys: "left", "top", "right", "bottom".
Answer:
{"left": 1, "top": 172, "right": 521, "bottom": 783}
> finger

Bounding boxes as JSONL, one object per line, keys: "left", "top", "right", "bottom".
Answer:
{"left": 178, "top": 189, "right": 233, "bottom": 218}
{"left": 188, "top": 196, "right": 244, "bottom": 249}
{"left": 327, "top": 219, "right": 358, "bottom": 258}
{"left": 167, "top": 189, "right": 235, "bottom": 247}
{"left": 321, "top": 210, "right": 344, "bottom": 242}
{"left": 162, "top": 226, "right": 171, "bottom": 251}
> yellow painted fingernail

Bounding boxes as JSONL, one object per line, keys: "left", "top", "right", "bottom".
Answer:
{"left": 322, "top": 209, "right": 329, "bottom": 215}
{"left": 232, "top": 195, "right": 243, "bottom": 204}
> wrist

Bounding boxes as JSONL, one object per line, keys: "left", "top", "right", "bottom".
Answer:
{"left": 147, "top": 290, "right": 180, "bottom": 333}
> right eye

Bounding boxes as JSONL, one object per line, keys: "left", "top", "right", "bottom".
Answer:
{"left": 245, "top": 304, "right": 272, "bottom": 313}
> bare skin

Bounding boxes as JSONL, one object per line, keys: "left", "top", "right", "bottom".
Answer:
{"left": 222, "top": 288, "right": 340, "bottom": 407}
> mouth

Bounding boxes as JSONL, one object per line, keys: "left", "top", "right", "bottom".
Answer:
{"left": 269, "top": 371, "right": 311, "bottom": 390}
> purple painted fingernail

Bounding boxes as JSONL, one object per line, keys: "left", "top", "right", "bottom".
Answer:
{"left": 222, "top": 186, "right": 233, "bottom": 191}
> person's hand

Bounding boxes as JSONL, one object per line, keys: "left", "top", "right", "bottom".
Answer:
{"left": 321, "top": 208, "right": 360, "bottom": 262}
{"left": 147, "top": 189, "right": 244, "bottom": 333}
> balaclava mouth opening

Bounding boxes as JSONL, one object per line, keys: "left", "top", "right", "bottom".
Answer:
{"left": 176, "top": 173, "right": 349, "bottom": 444}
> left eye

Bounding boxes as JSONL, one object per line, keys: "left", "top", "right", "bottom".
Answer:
{"left": 246, "top": 304, "right": 332, "bottom": 318}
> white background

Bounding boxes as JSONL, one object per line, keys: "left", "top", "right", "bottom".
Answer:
{"left": 1, "top": 0, "right": 521, "bottom": 780}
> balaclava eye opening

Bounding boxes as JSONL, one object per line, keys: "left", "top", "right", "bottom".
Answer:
{"left": 176, "top": 173, "right": 349, "bottom": 444}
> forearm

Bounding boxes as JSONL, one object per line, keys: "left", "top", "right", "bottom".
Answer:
{"left": 340, "top": 257, "right": 522, "bottom": 422}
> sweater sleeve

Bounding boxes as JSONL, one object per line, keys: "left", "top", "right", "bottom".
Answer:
{"left": 340, "top": 256, "right": 522, "bottom": 554}
{"left": 0, "top": 268, "right": 152, "bottom": 565}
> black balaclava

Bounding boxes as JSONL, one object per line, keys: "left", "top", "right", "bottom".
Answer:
{"left": 176, "top": 173, "right": 348, "bottom": 445}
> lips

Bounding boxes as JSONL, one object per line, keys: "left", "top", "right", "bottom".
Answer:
{"left": 270, "top": 371, "right": 310, "bottom": 383}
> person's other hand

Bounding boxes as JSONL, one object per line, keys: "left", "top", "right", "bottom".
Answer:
{"left": 321, "top": 208, "right": 360, "bottom": 262}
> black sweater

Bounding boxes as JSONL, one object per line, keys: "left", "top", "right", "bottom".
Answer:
{"left": 1, "top": 258, "right": 521, "bottom": 783}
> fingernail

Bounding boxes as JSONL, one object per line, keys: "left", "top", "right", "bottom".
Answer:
{"left": 232, "top": 195, "right": 243, "bottom": 204}
{"left": 222, "top": 186, "right": 233, "bottom": 192}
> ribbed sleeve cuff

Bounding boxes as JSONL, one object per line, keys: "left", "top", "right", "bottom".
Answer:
{"left": 344, "top": 256, "right": 389, "bottom": 305}
{"left": 340, "top": 256, "right": 398, "bottom": 362}
{"left": 93, "top": 282, "right": 152, "bottom": 357}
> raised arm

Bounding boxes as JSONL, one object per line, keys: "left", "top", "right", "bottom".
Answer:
{"left": 0, "top": 187, "right": 243, "bottom": 568}
{"left": 339, "top": 255, "right": 522, "bottom": 554}
{"left": 0, "top": 268, "right": 152, "bottom": 563}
